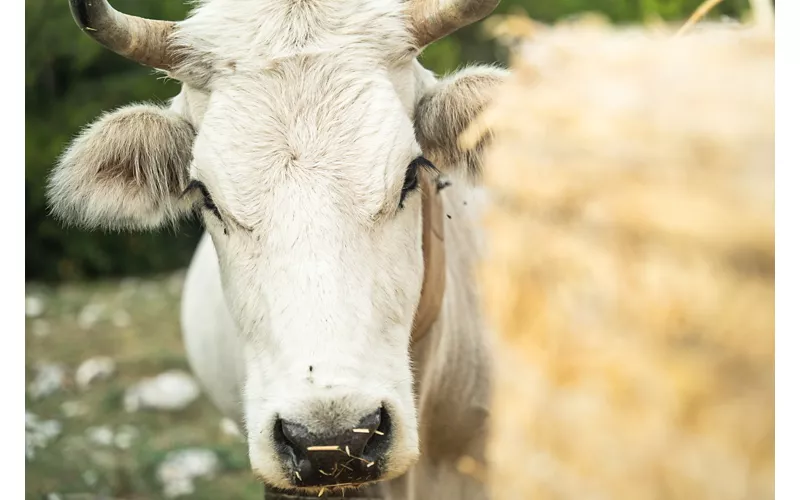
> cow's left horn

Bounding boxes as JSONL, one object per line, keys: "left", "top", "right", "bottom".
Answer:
{"left": 68, "top": 0, "right": 177, "bottom": 71}
{"left": 408, "top": 0, "right": 501, "bottom": 48}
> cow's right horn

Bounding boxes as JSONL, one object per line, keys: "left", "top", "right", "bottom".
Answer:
{"left": 68, "top": 0, "right": 177, "bottom": 71}
{"left": 408, "top": 0, "right": 501, "bottom": 49}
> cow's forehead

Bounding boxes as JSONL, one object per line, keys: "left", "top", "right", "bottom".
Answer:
{"left": 177, "top": 0, "right": 414, "bottom": 59}
{"left": 191, "top": 56, "right": 420, "bottom": 226}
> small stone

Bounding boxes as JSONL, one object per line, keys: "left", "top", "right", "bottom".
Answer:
{"left": 25, "top": 440, "right": 36, "bottom": 461}
{"left": 163, "top": 477, "right": 195, "bottom": 498}
{"left": 114, "top": 425, "right": 140, "bottom": 450}
{"left": 77, "top": 303, "right": 105, "bottom": 330}
{"left": 111, "top": 310, "right": 132, "bottom": 328}
{"left": 46, "top": 494, "right": 62, "bottom": 500}
{"left": 75, "top": 356, "right": 116, "bottom": 390}
{"left": 124, "top": 370, "right": 201, "bottom": 412}
{"left": 219, "top": 418, "right": 245, "bottom": 441}
{"left": 31, "top": 319, "right": 51, "bottom": 338}
{"left": 82, "top": 469, "right": 99, "bottom": 487}
{"left": 26, "top": 413, "right": 62, "bottom": 461}
{"left": 26, "top": 295, "right": 45, "bottom": 318}
{"left": 86, "top": 426, "right": 115, "bottom": 447}
{"left": 39, "top": 420, "right": 62, "bottom": 439}
{"left": 28, "top": 363, "right": 66, "bottom": 400}
{"left": 61, "top": 400, "right": 90, "bottom": 418}
{"left": 157, "top": 448, "right": 220, "bottom": 498}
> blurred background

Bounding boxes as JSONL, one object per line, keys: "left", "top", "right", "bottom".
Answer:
{"left": 25, "top": 0, "right": 753, "bottom": 499}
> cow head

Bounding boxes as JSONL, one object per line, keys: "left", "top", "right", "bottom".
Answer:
{"left": 47, "top": 0, "right": 504, "bottom": 493}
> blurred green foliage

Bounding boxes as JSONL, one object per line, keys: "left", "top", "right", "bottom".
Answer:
{"left": 25, "top": 0, "right": 750, "bottom": 282}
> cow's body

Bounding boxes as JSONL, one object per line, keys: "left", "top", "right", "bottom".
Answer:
{"left": 48, "top": 0, "right": 506, "bottom": 497}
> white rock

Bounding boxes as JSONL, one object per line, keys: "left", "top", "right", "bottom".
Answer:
{"left": 77, "top": 303, "right": 105, "bottom": 330}
{"left": 157, "top": 448, "right": 220, "bottom": 498}
{"left": 114, "top": 424, "right": 140, "bottom": 450}
{"left": 25, "top": 434, "right": 37, "bottom": 461}
{"left": 28, "top": 363, "right": 66, "bottom": 400}
{"left": 46, "top": 494, "right": 62, "bottom": 500}
{"left": 25, "top": 295, "right": 45, "bottom": 318}
{"left": 31, "top": 319, "right": 51, "bottom": 338}
{"left": 82, "top": 469, "right": 99, "bottom": 487}
{"left": 86, "top": 426, "right": 115, "bottom": 447}
{"left": 61, "top": 400, "right": 90, "bottom": 418}
{"left": 163, "top": 477, "right": 195, "bottom": 498}
{"left": 111, "top": 310, "right": 132, "bottom": 328}
{"left": 39, "top": 420, "right": 62, "bottom": 439}
{"left": 25, "top": 413, "right": 62, "bottom": 461}
{"left": 219, "top": 418, "right": 245, "bottom": 441}
{"left": 75, "top": 356, "right": 116, "bottom": 390}
{"left": 124, "top": 370, "right": 201, "bottom": 412}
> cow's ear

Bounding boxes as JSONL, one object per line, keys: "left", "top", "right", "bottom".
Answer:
{"left": 414, "top": 65, "right": 507, "bottom": 179}
{"left": 47, "top": 103, "right": 197, "bottom": 231}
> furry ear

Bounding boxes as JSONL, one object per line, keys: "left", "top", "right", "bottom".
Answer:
{"left": 414, "top": 65, "right": 507, "bottom": 178}
{"left": 47, "top": 103, "right": 197, "bottom": 231}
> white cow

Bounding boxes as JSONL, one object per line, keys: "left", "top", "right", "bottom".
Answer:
{"left": 47, "top": 0, "right": 506, "bottom": 498}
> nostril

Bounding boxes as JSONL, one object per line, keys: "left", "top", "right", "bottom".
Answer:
{"left": 272, "top": 418, "right": 297, "bottom": 462}
{"left": 362, "top": 405, "right": 392, "bottom": 461}
{"left": 342, "top": 407, "right": 382, "bottom": 457}
{"left": 358, "top": 407, "right": 382, "bottom": 430}
{"left": 276, "top": 418, "right": 314, "bottom": 461}
{"left": 280, "top": 420, "right": 310, "bottom": 448}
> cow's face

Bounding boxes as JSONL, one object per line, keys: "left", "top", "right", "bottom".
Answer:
{"left": 187, "top": 59, "right": 436, "bottom": 488}
{"left": 47, "top": 0, "right": 504, "bottom": 493}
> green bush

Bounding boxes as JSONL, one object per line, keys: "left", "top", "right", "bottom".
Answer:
{"left": 25, "top": 0, "right": 750, "bottom": 282}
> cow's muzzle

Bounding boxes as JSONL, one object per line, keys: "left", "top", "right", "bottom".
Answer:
{"left": 273, "top": 406, "right": 392, "bottom": 488}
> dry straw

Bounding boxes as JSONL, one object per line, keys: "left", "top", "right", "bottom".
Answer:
{"left": 470, "top": 3, "right": 774, "bottom": 500}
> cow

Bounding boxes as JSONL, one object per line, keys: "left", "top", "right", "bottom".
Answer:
{"left": 46, "top": 0, "right": 507, "bottom": 498}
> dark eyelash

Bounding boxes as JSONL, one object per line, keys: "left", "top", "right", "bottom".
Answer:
{"left": 399, "top": 167, "right": 418, "bottom": 207}
{"left": 399, "top": 156, "right": 438, "bottom": 209}
{"left": 182, "top": 179, "right": 225, "bottom": 227}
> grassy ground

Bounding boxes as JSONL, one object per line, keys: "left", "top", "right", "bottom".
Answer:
{"left": 25, "top": 271, "right": 263, "bottom": 500}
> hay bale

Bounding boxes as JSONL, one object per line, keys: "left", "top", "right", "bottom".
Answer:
{"left": 472, "top": 11, "right": 774, "bottom": 500}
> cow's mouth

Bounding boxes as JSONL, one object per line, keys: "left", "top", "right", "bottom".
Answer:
{"left": 271, "top": 405, "right": 394, "bottom": 492}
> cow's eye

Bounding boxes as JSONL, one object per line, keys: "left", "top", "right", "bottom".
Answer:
{"left": 399, "top": 156, "right": 435, "bottom": 209}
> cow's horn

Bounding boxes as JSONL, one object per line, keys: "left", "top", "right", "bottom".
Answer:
{"left": 68, "top": 0, "right": 177, "bottom": 71}
{"left": 408, "top": 0, "right": 501, "bottom": 48}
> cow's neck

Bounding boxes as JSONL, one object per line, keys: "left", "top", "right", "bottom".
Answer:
{"left": 410, "top": 179, "right": 492, "bottom": 465}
